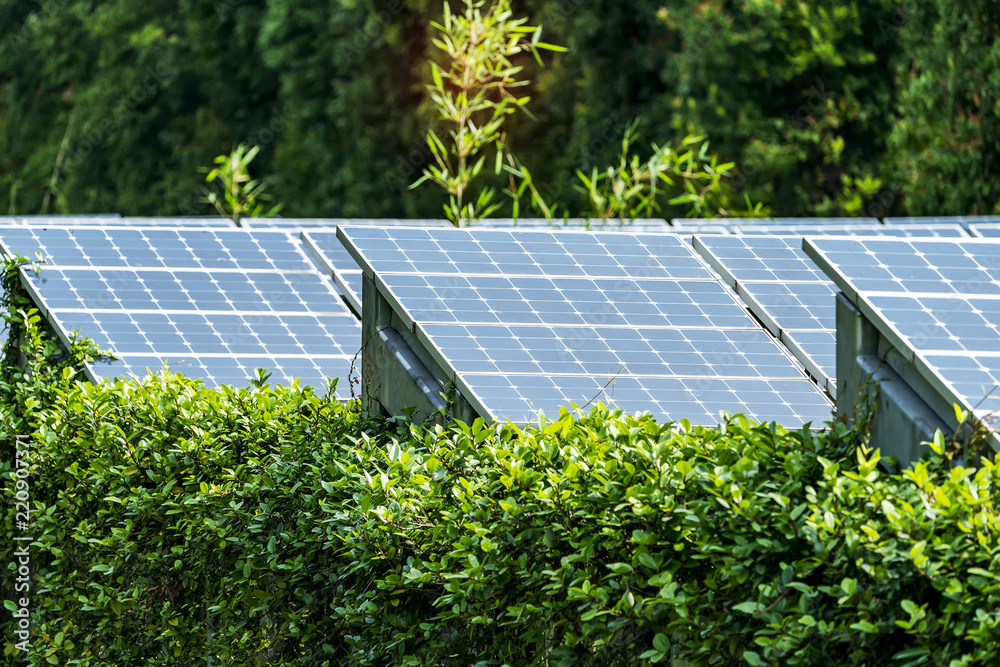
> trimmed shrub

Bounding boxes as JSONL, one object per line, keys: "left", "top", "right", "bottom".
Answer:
{"left": 3, "top": 257, "right": 1000, "bottom": 665}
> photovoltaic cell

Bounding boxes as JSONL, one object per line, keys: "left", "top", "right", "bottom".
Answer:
{"left": 54, "top": 310, "right": 360, "bottom": 357}
{"left": 242, "top": 218, "right": 454, "bottom": 229}
{"left": 473, "top": 218, "right": 674, "bottom": 232}
{"left": 677, "top": 217, "right": 880, "bottom": 227}
{"left": 804, "top": 237, "right": 1000, "bottom": 420}
{"left": 341, "top": 226, "right": 831, "bottom": 427}
{"left": 800, "top": 238, "right": 1000, "bottom": 300}
{"left": 735, "top": 281, "right": 839, "bottom": 332}
{"left": 18, "top": 214, "right": 122, "bottom": 224}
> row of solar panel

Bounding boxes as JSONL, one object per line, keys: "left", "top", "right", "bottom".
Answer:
{"left": 6, "top": 214, "right": 1000, "bottom": 235}
{"left": 339, "top": 227, "right": 1000, "bottom": 435}
{"left": 4, "top": 218, "right": 1000, "bottom": 435}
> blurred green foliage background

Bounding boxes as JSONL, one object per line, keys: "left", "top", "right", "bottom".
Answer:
{"left": 1, "top": 0, "right": 998, "bottom": 218}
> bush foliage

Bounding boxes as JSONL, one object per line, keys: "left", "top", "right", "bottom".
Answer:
{"left": 3, "top": 257, "right": 1000, "bottom": 665}
{"left": 2, "top": 1, "right": 998, "bottom": 218}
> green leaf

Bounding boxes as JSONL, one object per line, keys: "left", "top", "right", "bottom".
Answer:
{"left": 652, "top": 633, "right": 670, "bottom": 653}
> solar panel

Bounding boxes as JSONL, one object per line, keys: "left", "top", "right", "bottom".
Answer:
{"left": 88, "top": 354, "right": 356, "bottom": 394}
{"left": 692, "top": 235, "right": 839, "bottom": 391}
{"left": 2, "top": 227, "right": 360, "bottom": 395}
{"left": 969, "top": 223, "right": 1000, "bottom": 238}
{"left": 668, "top": 224, "right": 731, "bottom": 234}
{"left": 804, "top": 237, "right": 1000, "bottom": 424}
{"left": 736, "top": 223, "right": 969, "bottom": 237}
{"left": 342, "top": 226, "right": 832, "bottom": 427}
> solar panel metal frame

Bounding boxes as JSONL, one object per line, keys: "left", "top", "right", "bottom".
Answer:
{"left": 803, "top": 236, "right": 1000, "bottom": 438}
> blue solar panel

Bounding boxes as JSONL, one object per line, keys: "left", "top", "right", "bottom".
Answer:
{"left": 800, "top": 238, "right": 1000, "bottom": 300}
{"left": 474, "top": 218, "right": 674, "bottom": 232}
{"left": 18, "top": 214, "right": 122, "bottom": 224}
{"left": 418, "top": 324, "right": 804, "bottom": 379}
{"left": 343, "top": 226, "right": 832, "bottom": 427}
{"left": 89, "top": 354, "right": 358, "bottom": 395}
{"left": 692, "top": 235, "right": 827, "bottom": 287}
{"left": 301, "top": 231, "right": 365, "bottom": 315}
{"left": 804, "top": 237, "right": 1000, "bottom": 421}
{"left": 54, "top": 310, "right": 359, "bottom": 357}
{"left": 119, "top": 217, "right": 237, "bottom": 227}
{"left": 9, "top": 227, "right": 361, "bottom": 394}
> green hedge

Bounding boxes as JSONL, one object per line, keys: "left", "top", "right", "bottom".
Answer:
{"left": 3, "top": 276, "right": 1000, "bottom": 664}
{"left": 2, "top": 1, "right": 998, "bottom": 218}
